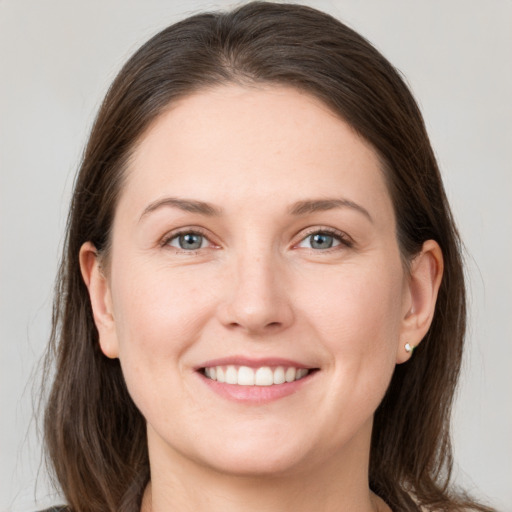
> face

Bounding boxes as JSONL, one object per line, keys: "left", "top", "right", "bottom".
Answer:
{"left": 85, "top": 85, "right": 420, "bottom": 478}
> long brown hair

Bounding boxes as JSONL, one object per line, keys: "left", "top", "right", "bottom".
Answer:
{"left": 42, "top": 2, "right": 495, "bottom": 511}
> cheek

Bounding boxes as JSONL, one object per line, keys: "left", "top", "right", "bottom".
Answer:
{"left": 306, "top": 262, "right": 403, "bottom": 340}
{"left": 300, "top": 258, "right": 404, "bottom": 391}
{"left": 109, "top": 261, "right": 216, "bottom": 374}
{"left": 108, "top": 261, "right": 221, "bottom": 422}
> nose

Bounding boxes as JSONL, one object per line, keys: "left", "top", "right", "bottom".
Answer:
{"left": 216, "top": 252, "right": 295, "bottom": 335}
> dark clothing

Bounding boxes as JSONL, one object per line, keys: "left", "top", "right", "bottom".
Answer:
{"left": 36, "top": 508, "right": 69, "bottom": 512}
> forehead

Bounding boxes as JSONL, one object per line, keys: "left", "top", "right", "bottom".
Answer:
{"left": 119, "top": 84, "right": 392, "bottom": 220}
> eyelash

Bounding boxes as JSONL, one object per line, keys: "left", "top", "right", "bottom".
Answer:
{"left": 296, "top": 227, "right": 354, "bottom": 251}
{"left": 160, "top": 227, "right": 353, "bottom": 253}
{"left": 160, "top": 228, "right": 214, "bottom": 253}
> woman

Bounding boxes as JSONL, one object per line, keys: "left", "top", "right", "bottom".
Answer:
{"left": 41, "top": 2, "right": 496, "bottom": 511}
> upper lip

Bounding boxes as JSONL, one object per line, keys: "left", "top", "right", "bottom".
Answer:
{"left": 195, "top": 356, "right": 315, "bottom": 370}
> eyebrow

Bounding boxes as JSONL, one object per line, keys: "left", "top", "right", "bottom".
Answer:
{"left": 288, "top": 198, "right": 373, "bottom": 223}
{"left": 139, "top": 197, "right": 222, "bottom": 220}
{"left": 139, "top": 196, "right": 372, "bottom": 223}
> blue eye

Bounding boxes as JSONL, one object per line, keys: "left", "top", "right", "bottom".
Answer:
{"left": 168, "top": 232, "right": 207, "bottom": 250}
{"left": 298, "top": 231, "right": 343, "bottom": 250}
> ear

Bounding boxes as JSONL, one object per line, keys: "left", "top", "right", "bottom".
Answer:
{"left": 397, "top": 240, "right": 444, "bottom": 364}
{"left": 79, "top": 242, "right": 119, "bottom": 359}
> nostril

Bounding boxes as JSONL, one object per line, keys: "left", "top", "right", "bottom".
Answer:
{"left": 227, "top": 321, "right": 281, "bottom": 328}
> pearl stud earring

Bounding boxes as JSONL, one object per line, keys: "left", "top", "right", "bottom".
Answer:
{"left": 404, "top": 343, "right": 415, "bottom": 353}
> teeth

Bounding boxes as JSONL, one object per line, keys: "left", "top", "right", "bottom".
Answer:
{"left": 273, "top": 366, "right": 285, "bottom": 384}
{"left": 225, "top": 365, "right": 237, "bottom": 384}
{"left": 296, "top": 368, "right": 308, "bottom": 379}
{"left": 238, "top": 366, "right": 255, "bottom": 386}
{"left": 285, "top": 367, "right": 296, "bottom": 382}
{"left": 203, "top": 365, "right": 311, "bottom": 385}
{"left": 255, "top": 367, "right": 273, "bottom": 386}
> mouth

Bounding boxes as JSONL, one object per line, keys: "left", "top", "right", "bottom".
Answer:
{"left": 200, "top": 365, "right": 315, "bottom": 386}
{"left": 195, "top": 357, "right": 319, "bottom": 402}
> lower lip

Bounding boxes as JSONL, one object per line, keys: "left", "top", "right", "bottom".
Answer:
{"left": 198, "top": 372, "right": 316, "bottom": 403}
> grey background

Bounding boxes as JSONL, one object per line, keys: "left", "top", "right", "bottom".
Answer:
{"left": 1, "top": 1, "right": 511, "bottom": 510}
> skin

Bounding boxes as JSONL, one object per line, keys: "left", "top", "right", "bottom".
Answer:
{"left": 80, "top": 84, "right": 443, "bottom": 512}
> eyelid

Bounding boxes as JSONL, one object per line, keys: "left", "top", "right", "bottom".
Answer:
{"left": 160, "top": 226, "right": 218, "bottom": 250}
{"left": 293, "top": 226, "right": 354, "bottom": 249}
{"left": 159, "top": 225, "right": 353, "bottom": 252}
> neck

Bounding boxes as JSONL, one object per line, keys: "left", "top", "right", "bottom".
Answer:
{"left": 141, "top": 420, "right": 390, "bottom": 512}
{"left": 142, "top": 478, "right": 389, "bottom": 512}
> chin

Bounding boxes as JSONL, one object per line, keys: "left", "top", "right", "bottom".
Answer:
{"left": 199, "top": 447, "right": 308, "bottom": 478}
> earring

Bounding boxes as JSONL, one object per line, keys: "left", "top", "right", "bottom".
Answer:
{"left": 404, "top": 343, "right": 415, "bottom": 353}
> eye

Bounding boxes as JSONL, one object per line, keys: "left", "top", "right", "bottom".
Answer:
{"left": 297, "top": 229, "right": 351, "bottom": 250}
{"left": 300, "top": 232, "right": 340, "bottom": 250}
{"left": 167, "top": 231, "right": 209, "bottom": 251}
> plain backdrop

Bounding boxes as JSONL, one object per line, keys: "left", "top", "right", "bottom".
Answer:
{"left": 1, "top": 1, "right": 511, "bottom": 510}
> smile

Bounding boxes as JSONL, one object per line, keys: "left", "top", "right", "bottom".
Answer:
{"left": 202, "top": 365, "right": 311, "bottom": 386}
